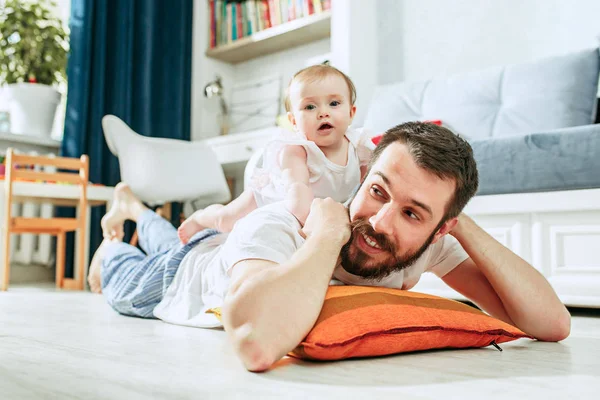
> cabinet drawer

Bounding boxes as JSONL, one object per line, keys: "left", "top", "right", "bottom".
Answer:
{"left": 203, "top": 128, "right": 276, "bottom": 165}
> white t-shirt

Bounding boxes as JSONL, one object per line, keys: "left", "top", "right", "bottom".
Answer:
{"left": 153, "top": 202, "right": 304, "bottom": 328}
{"left": 251, "top": 128, "right": 375, "bottom": 206}
{"left": 153, "top": 202, "right": 469, "bottom": 328}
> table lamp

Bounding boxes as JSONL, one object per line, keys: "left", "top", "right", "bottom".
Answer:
{"left": 204, "top": 76, "right": 229, "bottom": 135}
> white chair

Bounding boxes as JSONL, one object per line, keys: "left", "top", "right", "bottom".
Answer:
{"left": 101, "top": 115, "right": 231, "bottom": 213}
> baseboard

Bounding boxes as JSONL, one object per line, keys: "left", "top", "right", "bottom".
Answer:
{"left": 10, "top": 263, "right": 54, "bottom": 284}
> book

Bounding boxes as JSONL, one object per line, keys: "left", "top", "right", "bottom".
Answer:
{"left": 236, "top": 1, "right": 243, "bottom": 39}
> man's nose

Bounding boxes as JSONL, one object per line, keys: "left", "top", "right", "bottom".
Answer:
{"left": 368, "top": 204, "right": 395, "bottom": 237}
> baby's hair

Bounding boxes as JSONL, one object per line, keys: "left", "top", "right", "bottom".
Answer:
{"left": 284, "top": 64, "right": 357, "bottom": 112}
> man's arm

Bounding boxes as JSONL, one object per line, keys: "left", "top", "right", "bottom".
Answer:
{"left": 222, "top": 198, "right": 350, "bottom": 371}
{"left": 442, "top": 214, "right": 571, "bottom": 342}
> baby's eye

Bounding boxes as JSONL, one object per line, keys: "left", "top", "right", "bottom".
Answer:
{"left": 304, "top": 104, "right": 316, "bottom": 110}
{"left": 330, "top": 100, "right": 340, "bottom": 107}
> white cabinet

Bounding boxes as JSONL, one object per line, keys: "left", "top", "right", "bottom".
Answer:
{"left": 202, "top": 127, "right": 275, "bottom": 168}
{"left": 200, "top": 127, "right": 277, "bottom": 196}
{"left": 534, "top": 211, "right": 600, "bottom": 307}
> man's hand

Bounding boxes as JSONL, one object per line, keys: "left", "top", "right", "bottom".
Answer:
{"left": 442, "top": 212, "right": 571, "bottom": 341}
{"left": 301, "top": 198, "right": 351, "bottom": 245}
{"left": 447, "top": 212, "right": 468, "bottom": 240}
{"left": 224, "top": 198, "right": 352, "bottom": 371}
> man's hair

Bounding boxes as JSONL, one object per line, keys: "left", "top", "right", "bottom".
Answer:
{"left": 369, "top": 122, "right": 479, "bottom": 220}
{"left": 284, "top": 64, "right": 357, "bottom": 112}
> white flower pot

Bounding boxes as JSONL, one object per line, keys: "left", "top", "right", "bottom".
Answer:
{"left": 4, "top": 83, "right": 61, "bottom": 137}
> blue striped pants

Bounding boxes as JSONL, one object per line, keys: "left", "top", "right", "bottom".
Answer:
{"left": 101, "top": 210, "right": 218, "bottom": 318}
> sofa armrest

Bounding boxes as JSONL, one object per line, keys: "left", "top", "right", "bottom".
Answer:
{"left": 530, "top": 123, "right": 600, "bottom": 137}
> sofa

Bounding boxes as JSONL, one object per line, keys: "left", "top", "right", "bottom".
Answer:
{"left": 362, "top": 48, "right": 600, "bottom": 307}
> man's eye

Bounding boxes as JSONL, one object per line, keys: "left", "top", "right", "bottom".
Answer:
{"left": 370, "top": 186, "right": 384, "bottom": 198}
{"left": 330, "top": 100, "right": 340, "bottom": 106}
{"left": 405, "top": 210, "right": 419, "bottom": 220}
{"left": 304, "top": 104, "right": 316, "bottom": 110}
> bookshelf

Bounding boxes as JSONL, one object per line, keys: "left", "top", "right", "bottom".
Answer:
{"left": 206, "top": 9, "right": 331, "bottom": 64}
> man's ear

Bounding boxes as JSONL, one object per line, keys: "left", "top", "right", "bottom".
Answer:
{"left": 287, "top": 112, "right": 297, "bottom": 129}
{"left": 431, "top": 217, "right": 458, "bottom": 244}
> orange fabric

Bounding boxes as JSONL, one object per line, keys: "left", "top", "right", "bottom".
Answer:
{"left": 207, "top": 285, "right": 532, "bottom": 361}
{"left": 290, "top": 286, "right": 532, "bottom": 361}
{"left": 0, "top": 176, "right": 103, "bottom": 185}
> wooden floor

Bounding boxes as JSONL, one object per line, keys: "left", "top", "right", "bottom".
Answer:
{"left": 1, "top": 285, "right": 599, "bottom": 400}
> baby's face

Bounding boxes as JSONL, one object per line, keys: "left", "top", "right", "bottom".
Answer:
{"left": 287, "top": 74, "right": 356, "bottom": 149}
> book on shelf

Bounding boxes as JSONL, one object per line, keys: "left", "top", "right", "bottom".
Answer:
{"left": 208, "top": 0, "right": 330, "bottom": 49}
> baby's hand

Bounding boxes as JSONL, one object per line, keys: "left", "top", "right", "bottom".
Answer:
{"left": 302, "top": 198, "right": 351, "bottom": 245}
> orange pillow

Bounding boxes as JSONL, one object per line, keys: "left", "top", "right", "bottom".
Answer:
{"left": 289, "top": 286, "right": 532, "bottom": 361}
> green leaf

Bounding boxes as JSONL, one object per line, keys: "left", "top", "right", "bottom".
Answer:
{"left": 0, "top": 0, "right": 69, "bottom": 86}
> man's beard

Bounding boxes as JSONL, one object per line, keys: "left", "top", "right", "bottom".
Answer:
{"left": 339, "top": 218, "right": 438, "bottom": 282}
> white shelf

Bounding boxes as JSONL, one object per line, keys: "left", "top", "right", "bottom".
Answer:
{"left": 0, "top": 132, "right": 61, "bottom": 149}
{"left": 206, "top": 11, "right": 331, "bottom": 64}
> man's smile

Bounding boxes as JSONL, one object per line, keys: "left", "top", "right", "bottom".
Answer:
{"left": 356, "top": 231, "right": 385, "bottom": 255}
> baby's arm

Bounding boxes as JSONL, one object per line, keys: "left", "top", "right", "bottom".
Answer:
{"left": 279, "top": 145, "right": 313, "bottom": 225}
{"left": 178, "top": 190, "right": 258, "bottom": 243}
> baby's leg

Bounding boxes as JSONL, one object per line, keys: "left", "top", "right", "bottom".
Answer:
{"left": 177, "top": 190, "right": 257, "bottom": 243}
{"left": 214, "top": 189, "right": 258, "bottom": 232}
{"left": 285, "top": 182, "right": 313, "bottom": 226}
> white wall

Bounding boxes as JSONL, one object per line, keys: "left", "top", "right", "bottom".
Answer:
{"left": 331, "top": 0, "right": 378, "bottom": 127}
{"left": 191, "top": 1, "right": 235, "bottom": 140}
{"left": 233, "top": 38, "right": 330, "bottom": 91}
{"left": 377, "top": 0, "right": 600, "bottom": 84}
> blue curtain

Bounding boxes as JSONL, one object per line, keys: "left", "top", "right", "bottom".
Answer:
{"left": 60, "top": 0, "right": 193, "bottom": 277}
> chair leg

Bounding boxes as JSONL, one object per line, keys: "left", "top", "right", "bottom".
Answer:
{"left": 76, "top": 228, "right": 86, "bottom": 291}
{"left": 157, "top": 203, "right": 172, "bottom": 222}
{"left": 1, "top": 230, "right": 11, "bottom": 292}
{"left": 129, "top": 230, "right": 138, "bottom": 247}
{"left": 55, "top": 233, "right": 65, "bottom": 289}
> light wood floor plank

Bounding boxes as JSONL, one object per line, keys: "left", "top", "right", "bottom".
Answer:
{"left": 1, "top": 286, "right": 599, "bottom": 399}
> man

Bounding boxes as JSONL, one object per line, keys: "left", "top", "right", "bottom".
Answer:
{"left": 90, "top": 122, "right": 570, "bottom": 372}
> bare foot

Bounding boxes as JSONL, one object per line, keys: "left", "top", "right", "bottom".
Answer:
{"left": 177, "top": 204, "right": 224, "bottom": 244}
{"left": 101, "top": 183, "right": 147, "bottom": 240}
{"left": 88, "top": 239, "right": 114, "bottom": 294}
{"left": 177, "top": 215, "right": 205, "bottom": 245}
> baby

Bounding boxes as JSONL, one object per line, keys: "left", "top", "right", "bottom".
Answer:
{"left": 178, "top": 64, "right": 374, "bottom": 243}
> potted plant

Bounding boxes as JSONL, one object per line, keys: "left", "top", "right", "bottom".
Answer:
{"left": 0, "top": 0, "right": 69, "bottom": 137}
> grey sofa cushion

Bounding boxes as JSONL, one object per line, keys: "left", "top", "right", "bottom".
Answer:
{"left": 473, "top": 124, "right": 600, "bottom": 195}
{"left": 364, "top": 48, "right": 600, "bottom": 141}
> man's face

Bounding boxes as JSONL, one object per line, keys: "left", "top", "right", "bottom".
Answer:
{"left": 344, "top": 142, "right": 458, "bottom": 280}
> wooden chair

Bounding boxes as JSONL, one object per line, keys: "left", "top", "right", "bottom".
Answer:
{"left": 1, "top": 148, "right": 89, "bottom": 291}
